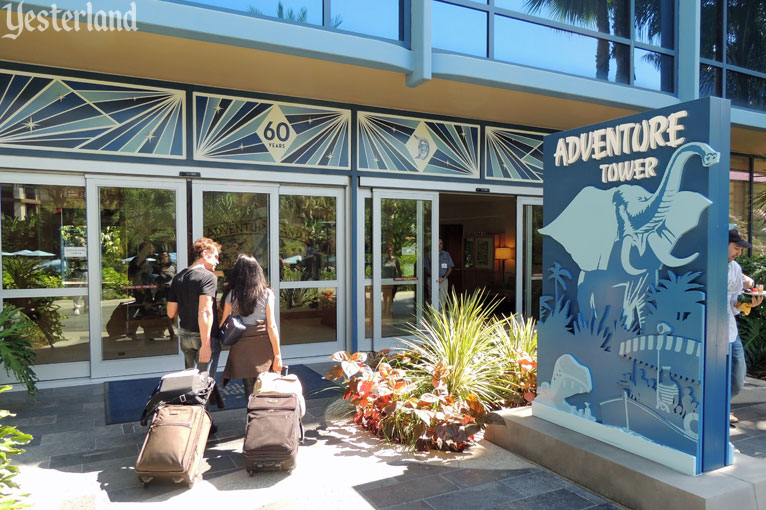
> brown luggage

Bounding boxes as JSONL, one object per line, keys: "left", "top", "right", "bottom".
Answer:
{"left": 135, "top": 405, "right": 211, "bottom": 488}
{"left": 242, "top": 372, "right": 304, "bottom": 474}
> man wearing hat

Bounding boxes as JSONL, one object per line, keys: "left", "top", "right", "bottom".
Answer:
{"left": 728, "top": 229, "right": 762, "bottom": 424}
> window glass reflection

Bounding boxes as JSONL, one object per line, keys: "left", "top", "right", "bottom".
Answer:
{"left": 169, "top": 0, "right": 322, "bottom": 25}
{"left": 726, "top": 70, "right": 766, "bottom": 111}
{"left": 99, "top": 188, "right": 177, "bottom": 360}
{"left": 433, "top": 1, "right": 487, "bottom": 57}
{"left": 727, "top": 0, "right": 766, "bottom": 73}
{"left": 279, "top": 195, "right": 336, "bottom": 282}
{"left": 752, "top": 159, "right": 766, "bottom": 255}
{"left": 365, "top": 198, "right": 372, "bottom": 279}
{"left": 634, "top": 0, "right": 674, "bottom": 49}
{"left": 730, "top": 155, "right": 750, "bottom": 248}
{"left": 279, "top": 287, "right": 336, "bottom": 344}
{"left": 634, "top": 48, "right": 674, "bottom": 92}
{"left": 700, "top": 0, "right": 722, "bottom": 61}
{"left": 203, "top": 191, "right": 269, "bottom": 285}
{"left": 495, "top": 16, "right": 629, "bottom": 84}
{"left": 496, "top": 0, "right": 630, "bottom": 38}
{"left": 5, "top": 297, "right": 89, "bottom": 365}
{"left": 331, "top": 0, "right": 401, "bottom": 40}
{"left": 700, "top": 64, "right": 723, "bottom": 98}
{"left": 1, "top": 184, "right": 86, "bottom": 290}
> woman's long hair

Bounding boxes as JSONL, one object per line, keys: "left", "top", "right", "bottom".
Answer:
{"left": 222, "top": 254, "right": 268, "bottom": 316}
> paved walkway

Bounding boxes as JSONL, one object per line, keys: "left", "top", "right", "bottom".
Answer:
{"left": 5, "top": 369, "right": 766, "bottom": 509}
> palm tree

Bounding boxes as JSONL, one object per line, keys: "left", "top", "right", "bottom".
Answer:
{"left": 523, "top": 0, "right": 616, "bottom": 81}
{"left": 547, "top": 261, "right": 572, "bottom": 301}
{"left": 249, "top": 2, "right": 343, "bottom": 28}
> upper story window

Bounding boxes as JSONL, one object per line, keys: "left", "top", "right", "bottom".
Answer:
{"left": 432, "top": 0, "right": 676, "bottom": 93}
{"left": 700, "top": 0, "right": 766, "bottom": 111}
{"left": 163, "top": 0, "right": 407, "bottom": 43}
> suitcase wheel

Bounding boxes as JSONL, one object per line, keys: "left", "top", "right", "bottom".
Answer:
{"left": 248, "top": 469, "right": 254, "bottom": 477}
{"left": 139, "top": 476, "right": 153, "bottom": 488}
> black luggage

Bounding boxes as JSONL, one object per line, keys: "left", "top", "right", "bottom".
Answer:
{"left": 140, "top": 369, "right": 223, "bottom": 426}
{"left": 135, "top": 404, "right": 211, "bottom": 488}
{"left": 243, "top": 371, "right": 304, "bottom": 474}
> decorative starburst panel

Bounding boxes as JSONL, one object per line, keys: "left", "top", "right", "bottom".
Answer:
{"left": 0, "top": 69, "right": 185, "bottom": 157}
{"left": 358, "top": 112, "right": 479, "bottom": 177}
{"left": 485, "top": 126, "right": 545, "bottom": 182}
{"left": 194, "top": 93, "right": 350, "bottom": 169}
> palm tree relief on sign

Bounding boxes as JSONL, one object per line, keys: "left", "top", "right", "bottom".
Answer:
{"left": 537, "top": 142, "right": 720, "bottom": 455}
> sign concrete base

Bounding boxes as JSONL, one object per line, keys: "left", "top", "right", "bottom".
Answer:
{"left": 485, "top": 407, "right": 766, "bottom": 510}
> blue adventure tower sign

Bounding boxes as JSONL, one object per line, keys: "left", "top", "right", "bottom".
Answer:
{"left": 536, "top": 97, "right": 731, "bottom": 475}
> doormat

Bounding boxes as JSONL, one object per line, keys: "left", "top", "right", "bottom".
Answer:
{"left": 104, "top": 364, "right": 341, "bottom": 425}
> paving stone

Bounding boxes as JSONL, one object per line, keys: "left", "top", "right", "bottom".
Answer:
{"left": 18, "top": 435, "right": 97, "bottom": 464}
{"left": 564, "top": 483, "right": 609, "bottom": 506}
{"left": 440, "top": 467, "right": 536, "bottom": 488}
{"left": 360, "top": 474, "right": 460, "bottom": 508}
{"left": 500, "top": 469, "right": 566, "bottom": 497}
{"left": 49, "top": 443, "right": 139, "bottom": 469}
{"left": 493, "top": 488, "right": 593, "bottom": 510}
{"left": 82, "top": 457, "right": 142, "bottom": 492}
{"left": 3, "top": 413, "right": 57, "bottom": 427}
{"left": 425, "top": 480, "right": 524, "bottom": 510}
{"left": 203, "top": 452, "right": 238, "bottom": 475}
{"left": 42, "top": 429, "right": 101, "bottom": 447}
{"left": 93, "top": 423, "right": 130, "bottom": 439}
{"left": 356, "top": 462, "right": 457, "bottom": 491}
{"left": 95, "top": 430, "right": 147, "bottom": 449}
{"left": 731, "top": 433, "right": 766, "bottom": 457}
{"left": 386, "top": 500, "right": 436, "bottom": 510}
{"left": 106, "top": 478, "right": 182, "bottom": 502}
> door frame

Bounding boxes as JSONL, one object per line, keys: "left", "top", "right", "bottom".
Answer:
{"left": 0, "top": 172, "right": 90, "bottom": 383}
{"left": 516, "top": 196, "right": 543, "bottom": 318}
{"left": 191, "top": 180, "right": 279, "bottom": 369}
{"left": 277, "top": 186, "right": 346, "bottom": 358}
{"left": 87, "top": 176, "right": 188, "bottom": 379}
{"left": 357, "top": 189, "right": 438, "bottom": 352}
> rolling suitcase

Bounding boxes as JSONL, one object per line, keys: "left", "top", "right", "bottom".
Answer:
{"left": 140, "top": 369, "right": 223, "bottom": 426}
{"left": 135, "top": 404, "right": 211, "bottom": 488}
{"left": 243, "top": 370, "right": 305, "bottom": 474}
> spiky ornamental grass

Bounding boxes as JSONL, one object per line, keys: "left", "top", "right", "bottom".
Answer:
{"left": 404, "top": 289, "right": 509, "bottom": 406}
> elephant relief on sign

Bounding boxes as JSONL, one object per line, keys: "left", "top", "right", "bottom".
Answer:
{"left": 540, "top": 142, "right": 719, "bottom": 328}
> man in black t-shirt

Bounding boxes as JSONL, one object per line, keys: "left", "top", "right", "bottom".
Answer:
{"left": 167, "top": 237, "right": 221, "bottom": 374}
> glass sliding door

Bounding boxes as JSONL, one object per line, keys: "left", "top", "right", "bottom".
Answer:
{"left": 192, "top": 182, "right": 278, "bottom": 371}
{"left": 88, "top": 178, "right": 187, "bottom": 378}
{"left": 516, "top": 197, "right": 543, "bottom": 320}
{"left": 360, "top": 189, "right": 437, "bottom": 351}
{"left": 0, "top": 174, "right": 90, "bottom": 382}
{"left": 278, "top": 188, "right": 344, "bottom": 358}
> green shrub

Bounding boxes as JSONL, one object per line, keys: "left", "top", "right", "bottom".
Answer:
{"left": 0, "top": 385, "right": 32, "bottom": 509}
{"left": 737, "top": 256, "right": 766, "bottom": 376}
{"left": 403, "top": 289, "right": 509, "bottom": 405}
{"left": 0, "top": 306, "right": 37, "bottom": 397}
{"left": 326, "top": 289, "right": 538, "bottom": 451}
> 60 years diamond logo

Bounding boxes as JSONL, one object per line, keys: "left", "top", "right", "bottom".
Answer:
{"left": 256, "top": 105, "right": 296, "bottom": 162}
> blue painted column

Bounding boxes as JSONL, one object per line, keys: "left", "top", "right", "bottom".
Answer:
{"left": 677, "top": 0, "right": 701, "bottom": 102}
{"left": 701, "top": 97, "right": 731, "bottom": 472}
{"left": 407, "top": 0, "right": 431, "bottom": 88}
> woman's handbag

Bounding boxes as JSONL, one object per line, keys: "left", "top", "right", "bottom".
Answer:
{"left": 220, "top": 314, "right": 246, "bottom": 346}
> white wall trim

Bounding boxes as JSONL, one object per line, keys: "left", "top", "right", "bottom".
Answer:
{"left": 0, "top": 155, "right": 350, "bottom": 186}
{"left": 359, "top": 176, "right": 542, "bottom": 196}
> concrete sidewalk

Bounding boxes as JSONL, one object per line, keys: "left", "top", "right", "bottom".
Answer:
{"left": 4, "top": 364, "right": 620, "bottom": 510}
